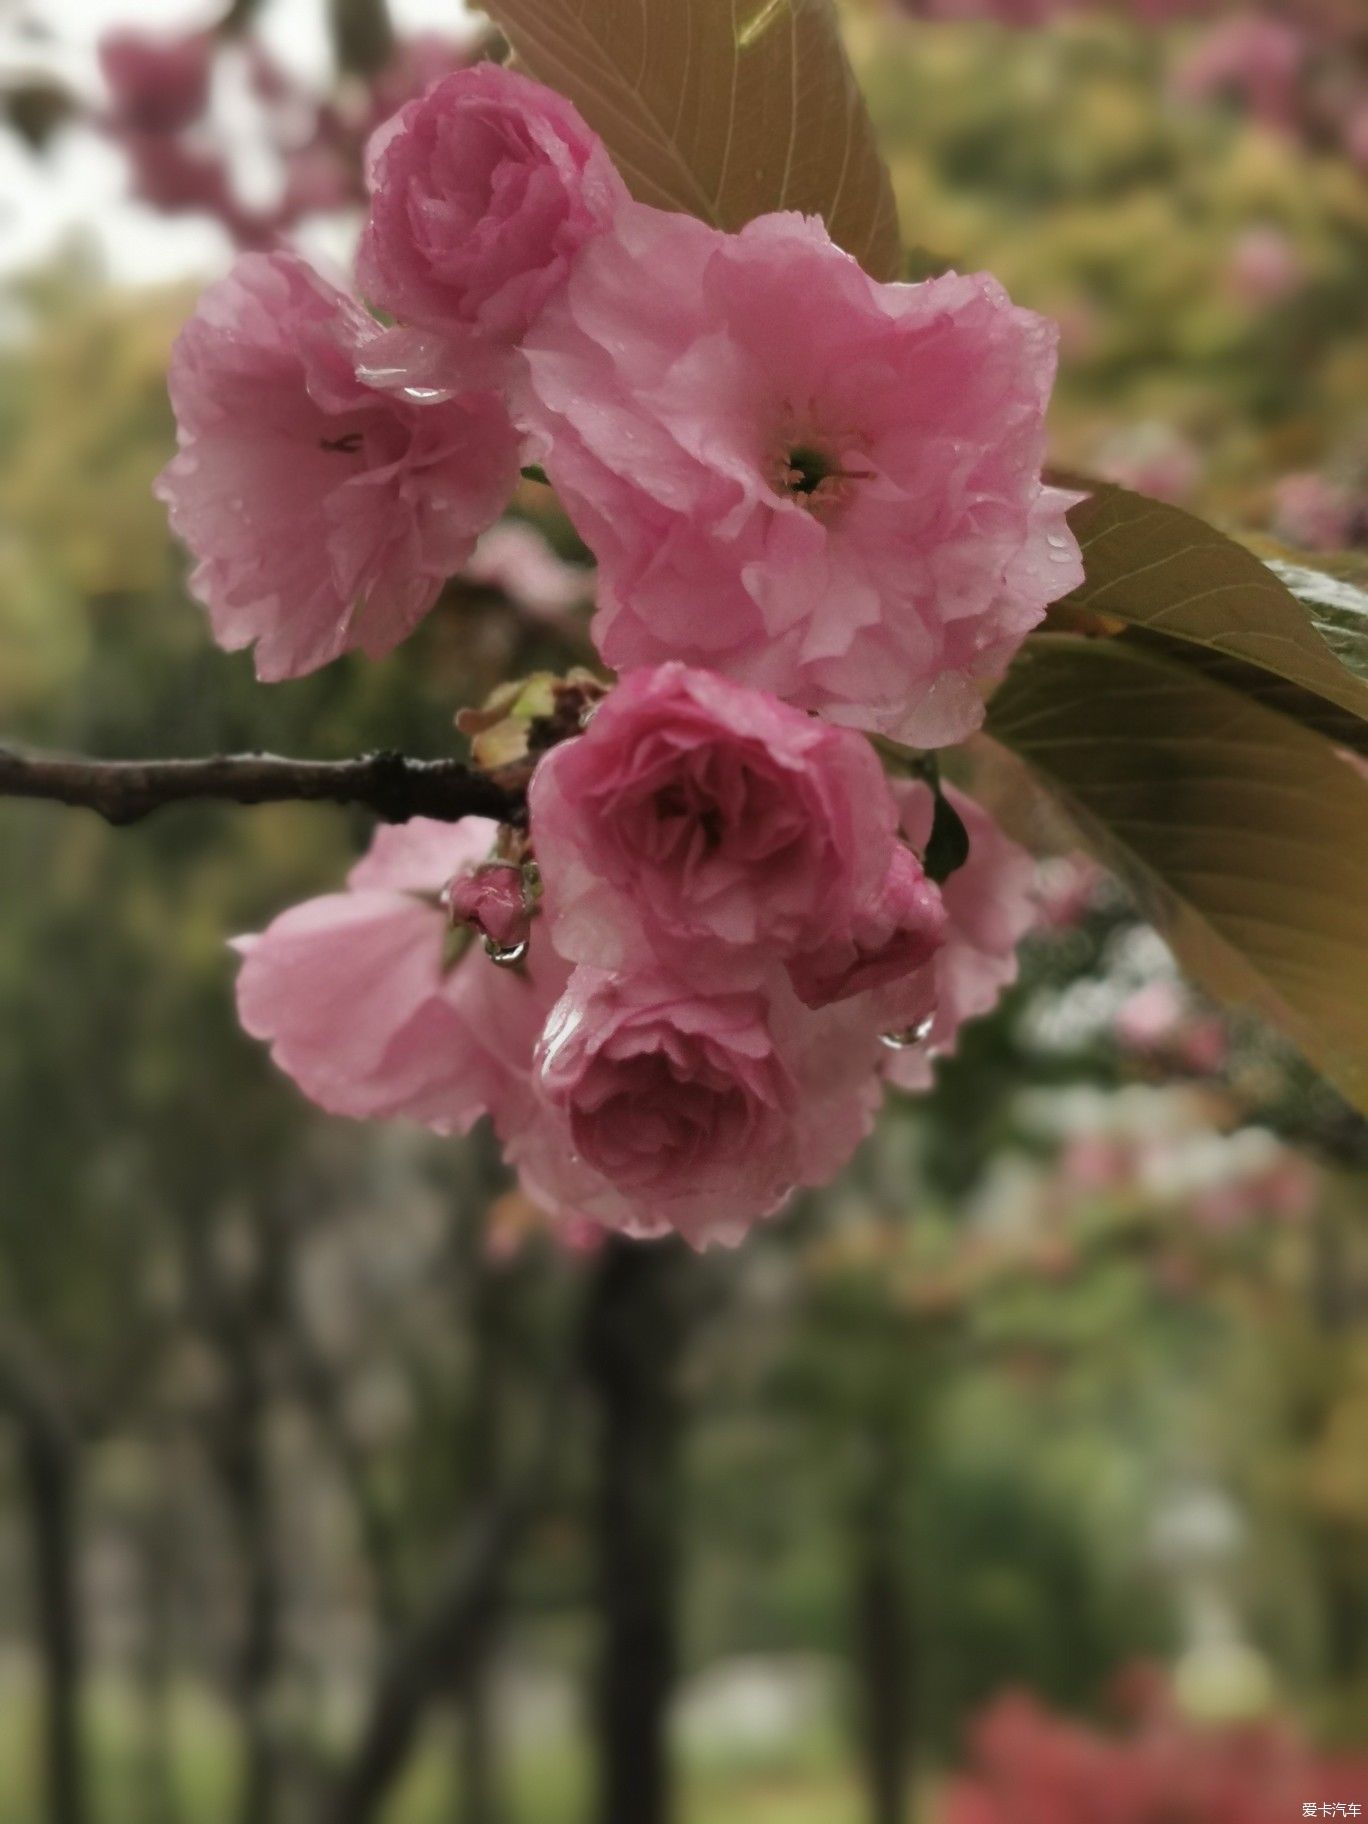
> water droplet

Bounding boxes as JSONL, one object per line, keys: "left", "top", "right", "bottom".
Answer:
{"left": 401, "top": 384, "right": 446, "bottom": 402}
{"left": 484, "top": 935, "right": 528, "bottom": 968}
{"left": 880, "top": 1014, "right": 934, "bottom": 1051}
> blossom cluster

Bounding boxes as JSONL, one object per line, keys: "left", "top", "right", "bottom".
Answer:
{"left": 157, "top": 63, "right": 1077, "bottom": 1245}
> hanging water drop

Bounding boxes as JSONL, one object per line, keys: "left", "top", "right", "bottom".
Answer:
{"left": 880, "top": 1013, "right": 934, "bottom": 1050}
{"left": 484, "top": 935, "right": 528, "bottom": 967}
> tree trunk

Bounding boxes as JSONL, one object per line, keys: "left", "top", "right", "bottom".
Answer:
{"left": 219, "top": 1351, "right": 283, "bottom": 1824}
{"left": 0, "top": 1344, "right": 88, "bottom": 1824}
{"left": 456, "top": 1671, "right": 498, "bottom": 1824}
{"left": 136, "top": 1505, "right": 183, "bottom": 1824}
{"left": 583, "top": 1239, "right": 691, "bottom": 1824}
{"left": 452, "top": 1200, "right": 508, "bottom": 1824}
{"left": 852, "top": 1427, "right": 913, "bottom": 1824}
{"left": 325, "top": 1495, "right": 528, "bottom": 1824}
{"left": 853, "top": 1537, "right": 913, "bottom": 1824}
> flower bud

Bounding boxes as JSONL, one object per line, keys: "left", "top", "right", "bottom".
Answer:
{"left": 446, "top": 861, "right": 533, "bottom": 956}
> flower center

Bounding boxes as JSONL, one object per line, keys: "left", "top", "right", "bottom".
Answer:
{"left": 775, "top": 440, "right": 869, "bottom": 512}
{"left": 785, "top": 444, "right": 835, "bottom": 496}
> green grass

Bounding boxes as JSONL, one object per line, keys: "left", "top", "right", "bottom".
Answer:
{"left": 0, "top": 1672, "right": 924, "bottom": 1824}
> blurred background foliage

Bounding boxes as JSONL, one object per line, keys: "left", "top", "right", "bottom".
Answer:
{"left": 0, "top": 2, "right": 1365, "bottom": 1821}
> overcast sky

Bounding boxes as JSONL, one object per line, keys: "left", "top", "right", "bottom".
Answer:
{"left": 0, "top": 0, "right": 482, "bottom": 283}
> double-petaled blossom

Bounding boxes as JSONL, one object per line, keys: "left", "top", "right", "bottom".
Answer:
{"left": 518, "top": 204, "right": 1082, "bottom": 747}
{"left": 357, "top": 62, "right": 628, "bottom": 391}
{"left": 156, "top": 252, "right": 521, "bottom": 680}
{"left": 528, "top": 663, "right": 945, "bottom": 1002}
{"left": 518, "top": 962, "right": 882, "bottom": 1247}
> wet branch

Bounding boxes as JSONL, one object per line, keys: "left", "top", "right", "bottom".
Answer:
{"left": 0, "top": 745, "right": 524, "bottom": 829}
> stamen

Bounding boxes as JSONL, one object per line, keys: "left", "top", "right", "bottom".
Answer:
{"left": 779, "top": 442, "right": 872, "bottom": 505}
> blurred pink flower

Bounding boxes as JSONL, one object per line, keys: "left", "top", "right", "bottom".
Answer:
{"left": 944, "top": 1681, "right": 1368, "bottom": 1824}
{"left": 273, "top": 33, "right": 475, "bottom": 222}
{"left": 1175, "top": 17, "right": 1306, "bottom": 133}
{"left": 1059, "top": 1133, "right": 1139, "bottom": 1197}
{"left": 1034, "top": 853, "right": 1106, "bottom": 929}
{"left": 1096, "top": 422, "right": 1202, "bottom": 505}
{"left": 519, "top": 203, "right": 1082, "bottom": 748}
{"left": 157, "top": 252, "right": 521, "bottom": 679}
{"left": 1115, "top": 979, "right": 1187, "bottom": 1051}
{"left": 1225, "top": 225, "right": 1305, "bottom": 308}
{"left": 464, "top": 522, "right": 588, "bottom": 618}
{"left": 99, "top": 29, "right": 213, "bottom": 135}
{"left": 1115, "top": 979, "right": 1228, "bottom": 1075}
{"left": 1272, "top": 472, "right": 1362, "bottom": 550}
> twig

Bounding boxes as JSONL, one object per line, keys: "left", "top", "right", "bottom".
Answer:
{"left": 0, "top": 746, "right": 524, "bottom": 829}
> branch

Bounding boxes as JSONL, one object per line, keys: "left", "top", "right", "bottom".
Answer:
{"left": 0, "top": 745, "right": 523, "bottom": 829}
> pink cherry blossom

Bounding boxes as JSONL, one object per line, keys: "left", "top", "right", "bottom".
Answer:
{"left": 528, "top": 662, "right": 943, "bottom": 1005}
{"left": 234, "top": 817, "right": 567, "bottom": 1135}
{"left": 156, "top": 252, "right": 521, "bottom": 680}
{"left": 357, "top": 63, "right": 628, "bottom": 387}
{"left": 882, "top": 782, "right": 1039, "bottom": 1089}
{"left": 518, "top": 204, "right": 1082, "bottom": 747}
{"left": 522, "top": 962, "right": 881, "bottom": 1246}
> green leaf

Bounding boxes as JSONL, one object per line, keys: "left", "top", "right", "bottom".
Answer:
{"left": 1047, "top": 482, "right": 1368, "bottom": 754}
{"left": 1266, "top": 554, "right": 1368, "bottom": 685}
{"left": 923, "top": 785, "right": 970, "bottom": 884}
{"left": 483, "top": 0, "right": 902, "bottom": 279}
{"left": 988, "top": 635, "right": 1368, "bottom": 1113}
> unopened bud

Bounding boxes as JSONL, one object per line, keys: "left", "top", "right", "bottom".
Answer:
{"left": 445, "top": 861, "right": 533, "bottom": 958}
